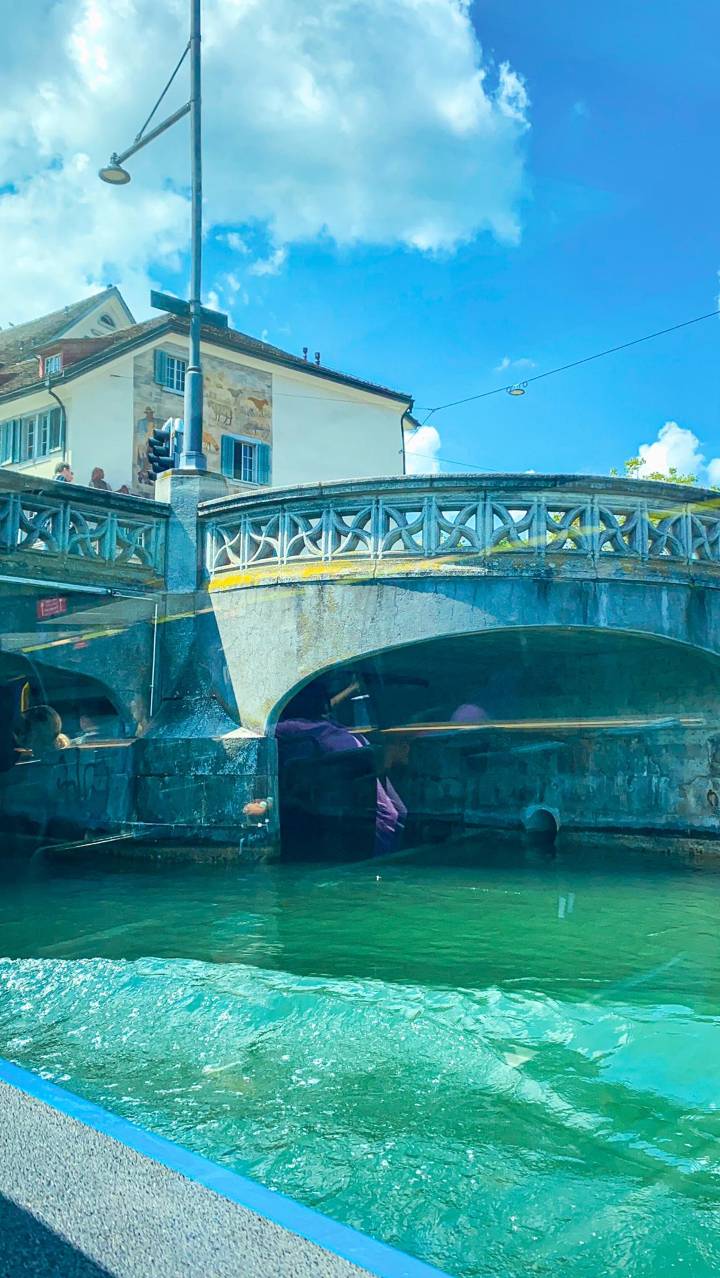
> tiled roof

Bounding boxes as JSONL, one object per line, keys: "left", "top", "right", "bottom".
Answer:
{"left": 0, "top": 288, "right": 128, "bottom": 366}
{"left": 0, "top": 312, "right": 413, "bottom": 407}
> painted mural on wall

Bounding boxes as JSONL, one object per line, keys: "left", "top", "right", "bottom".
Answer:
{"left": 132, "top": 344, "right": 272, "bottom": 492}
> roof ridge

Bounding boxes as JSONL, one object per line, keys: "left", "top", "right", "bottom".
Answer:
{"left": 0, "top": 311, "right": 412, "bottom": 406}
{"left": 0, "top": 287, "right": 116, "bottom": 341}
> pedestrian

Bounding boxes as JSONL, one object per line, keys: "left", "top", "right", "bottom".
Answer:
{"left": 17, "top": 705, "right": 70, "bottom": 755}
{"left": 54, "top": 461, "right": 74, "bottom": 483}
{"left": 89, "top": 467, "right": 110, "bottom": 490}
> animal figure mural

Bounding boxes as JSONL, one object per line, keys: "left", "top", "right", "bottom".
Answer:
{"left": 132, "top": 350, "right": 272, "bottom": 491}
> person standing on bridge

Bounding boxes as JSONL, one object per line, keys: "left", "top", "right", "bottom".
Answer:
{"left": 53, "top": 461, "right": 74, "bottom": 483}
{"left": 89, "top": 467, "right": 110, "bottom": 490}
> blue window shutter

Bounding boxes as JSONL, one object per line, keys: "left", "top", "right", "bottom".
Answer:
{"left": 49, "top": 407, "right": 62, "bottom": 450}
{"left": 11, "top": 421, "right": 21, "bottom": 463}
{"left": 220, "top": 435, "right": 235, "bottom": 477}
{"left": 154, "top": 348, "right": 168, "bottom": 386}
{"left": 256, "top": 442, "right": 271, "bottom": 485}
{"left": 0, "top": 423, "right": 8, "bottom": 464}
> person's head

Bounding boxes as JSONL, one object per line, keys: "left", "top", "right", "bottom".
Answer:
{"left": 90, "top": 467, "right": 105, "bottom": 485}
{"left": 19, "top": 704, "right": 63, "bottom": 753}
{"left": 54, "top": 461, "right": 74, "bottom": 482}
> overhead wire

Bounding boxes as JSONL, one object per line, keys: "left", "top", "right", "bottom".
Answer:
{"left": 420, "top": 306, "right": 720, "bottom": 424}
{"left": 270, "top": 306, "right": 720, "bottom": 458}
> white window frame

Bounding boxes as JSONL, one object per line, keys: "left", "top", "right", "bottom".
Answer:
{"left": 164, "top": 354, "right": 187, "bottom": 394}
{"left": 222, "top": 433, "right": 258, "bottom": 483}
{"left": 0, "top": 408, "right": 62, "bottom": 466}
{"left": 45, "top": 354, "right": 63, "bottom": 375}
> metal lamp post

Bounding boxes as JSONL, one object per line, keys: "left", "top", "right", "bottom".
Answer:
{"left": 99, "top": 0, "right": 207, "bottom": 471}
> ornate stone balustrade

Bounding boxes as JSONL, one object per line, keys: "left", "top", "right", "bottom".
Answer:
{"left": 201, "top": 474, "right": 720, "bottom": 579}
{"left": 0, "top": 472, "right": 168, "bottom": 584}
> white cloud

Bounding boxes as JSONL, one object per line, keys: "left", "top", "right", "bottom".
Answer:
{"left": 494, "top": 354, "right": 536, "bottom": 373}
{"left": 0, "top": 153, "right": 188, "bottom": 322}
{"left": 220, "top": 232, "right": 250, "bottom": 255}
{"left": 249, "top": 247, "right": 288, "bottom": 277}
{"left": 405, "top": 424, "right": 442, "bottom": 474}
{"left": 0, "top": 0, "right": 529, "bottom": 324}
{"left": 634, "top": 421, "right": 720, "bottom": 485}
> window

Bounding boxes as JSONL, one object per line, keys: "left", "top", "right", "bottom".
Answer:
{"left": 99, "top": 313, "right": 116, "bottom": 329}
{"left": 220, "top": 435, "right": 271, "bottom": 485}
{"left": 153, "top": 348, "right": 187, "bottom": 394}
{"left": 0, "top": 408, "right": 62, "bottom": 465}
{"left": 45, "top": 354, "right": 62, "bottom": 376}
{"left": 0, "top": 421, "right": 16, "bottom": 465}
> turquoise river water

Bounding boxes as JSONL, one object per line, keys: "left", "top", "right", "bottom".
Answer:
{"left": 1, "top": 836, "right": 719, "bottom": 1277}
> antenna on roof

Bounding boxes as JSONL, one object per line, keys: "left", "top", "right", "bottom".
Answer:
{"left": 314, "top": 351, "right": 321, "bottom": 366}
{"left": 302, "top": 346, "right": 308, "bottom": 361}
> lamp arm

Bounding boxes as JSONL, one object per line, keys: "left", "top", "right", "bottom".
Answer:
{"left": 113, "top": 102, "right": 191, "bottom": 166}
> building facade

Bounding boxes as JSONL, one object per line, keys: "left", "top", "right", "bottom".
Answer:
{"left": 0, "top": 288, "right": 413, "bottom": 493}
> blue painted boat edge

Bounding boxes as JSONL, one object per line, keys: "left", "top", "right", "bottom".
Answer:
{"left": 0, "top": 1058, "right": 451, "bottom": 1278}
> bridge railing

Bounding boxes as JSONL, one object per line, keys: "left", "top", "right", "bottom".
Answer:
{"left": 0, "top": 471, "right": 169, "bottom": 586}
{"left": 201, "top": 474, "right": 720, "bottom": 578}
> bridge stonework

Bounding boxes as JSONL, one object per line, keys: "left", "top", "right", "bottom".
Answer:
{"left": 3, "top": 471, "right": 720, "bottom": 852}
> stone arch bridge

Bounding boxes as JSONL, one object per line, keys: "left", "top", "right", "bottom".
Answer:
{"left": 201, "top": 474, "right": 720, "bottom": 844}
{"left": 3, "top": 470, "right": 720, "bottom": 848}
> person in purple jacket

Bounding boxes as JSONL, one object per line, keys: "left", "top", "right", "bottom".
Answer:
{"left": 274, "top": 681, "right": 406, "bottom": 858}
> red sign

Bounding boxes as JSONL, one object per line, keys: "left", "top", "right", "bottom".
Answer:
{"left": 36, "top": 596, "right": 68, "bottom": 620}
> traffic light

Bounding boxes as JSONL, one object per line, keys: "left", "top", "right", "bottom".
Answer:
{"left": 146, "top": 423, "right": 172, "bottom": 481}
{"left": 146, "top": 419, "right": 182, "bottom": 481}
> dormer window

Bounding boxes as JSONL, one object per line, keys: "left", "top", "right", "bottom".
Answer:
{"left": 45, "top": 353, "right": 63, "bottom": 376}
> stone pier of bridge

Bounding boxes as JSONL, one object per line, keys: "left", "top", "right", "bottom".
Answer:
{"left": 2, "top": 467, "right": 720, "bottom": 856}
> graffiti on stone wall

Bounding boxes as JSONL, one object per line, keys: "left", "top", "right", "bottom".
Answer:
{"left": 132, "top": 346, "right": 272, "bottom": 492}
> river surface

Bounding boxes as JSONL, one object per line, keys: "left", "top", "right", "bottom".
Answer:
{"left": 1, "top": 836, "right": 719, "bottom": 1277}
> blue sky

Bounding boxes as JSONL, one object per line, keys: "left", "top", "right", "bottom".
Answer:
{"left": 3, "top": 0, "right": 719, "bottom": 479}
{"left": 191, "top": 0, "right": 720, "bottom": 477}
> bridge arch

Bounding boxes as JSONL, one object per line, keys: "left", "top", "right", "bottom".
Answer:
{"left": 203, "top": 471, "right": 720, "bottom": 847}
{"left": 211, "top": 571, "right": 720, "bottom": 736}
{"left": 265, "top": 623, "right": 720, "bottom": 848}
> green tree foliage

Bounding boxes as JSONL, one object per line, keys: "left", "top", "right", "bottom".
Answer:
{"left": 610, "top": 457, "right": 697, "bottom": 485}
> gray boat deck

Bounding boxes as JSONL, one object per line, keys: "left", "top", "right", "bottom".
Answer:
{"left": 0, "top": 1066, "right": 449, "bottom": 1278}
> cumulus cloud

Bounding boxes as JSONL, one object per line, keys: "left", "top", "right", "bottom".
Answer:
{"left": 0, "top": 0, "right": 529, "bottom": 324}
{"left": 0, "top": 154, "right": 189, "bottom": 322}
{"left": 405, "top": 424, "right": 442, "bottom": 474}
{"left": 634, "top": 421, "right": 720, "bottom": 485}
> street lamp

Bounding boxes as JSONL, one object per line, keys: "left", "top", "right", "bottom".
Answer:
{"left": 99, "top": 0, "right": 206, "bottom": 471}
{"left": 98, "top": 158, "right": 131, "bottom": 185}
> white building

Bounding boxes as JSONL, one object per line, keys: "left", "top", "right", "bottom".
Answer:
{"left": 0, "top": 288, "right": 414, "bottom": 493}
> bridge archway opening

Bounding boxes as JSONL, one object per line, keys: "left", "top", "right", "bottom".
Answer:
{"left": 0, "top": 647, "right": 132, "bottom": 843}
{"left": 273, "top": 626, "right": 720, "bottom": 859}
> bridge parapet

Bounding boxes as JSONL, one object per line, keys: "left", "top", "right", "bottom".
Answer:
{"left": 201, "top": 474, "right": 720, "bottom": 581}
{"left": 0, "top": 470, "right": 168, "bottom": 588}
